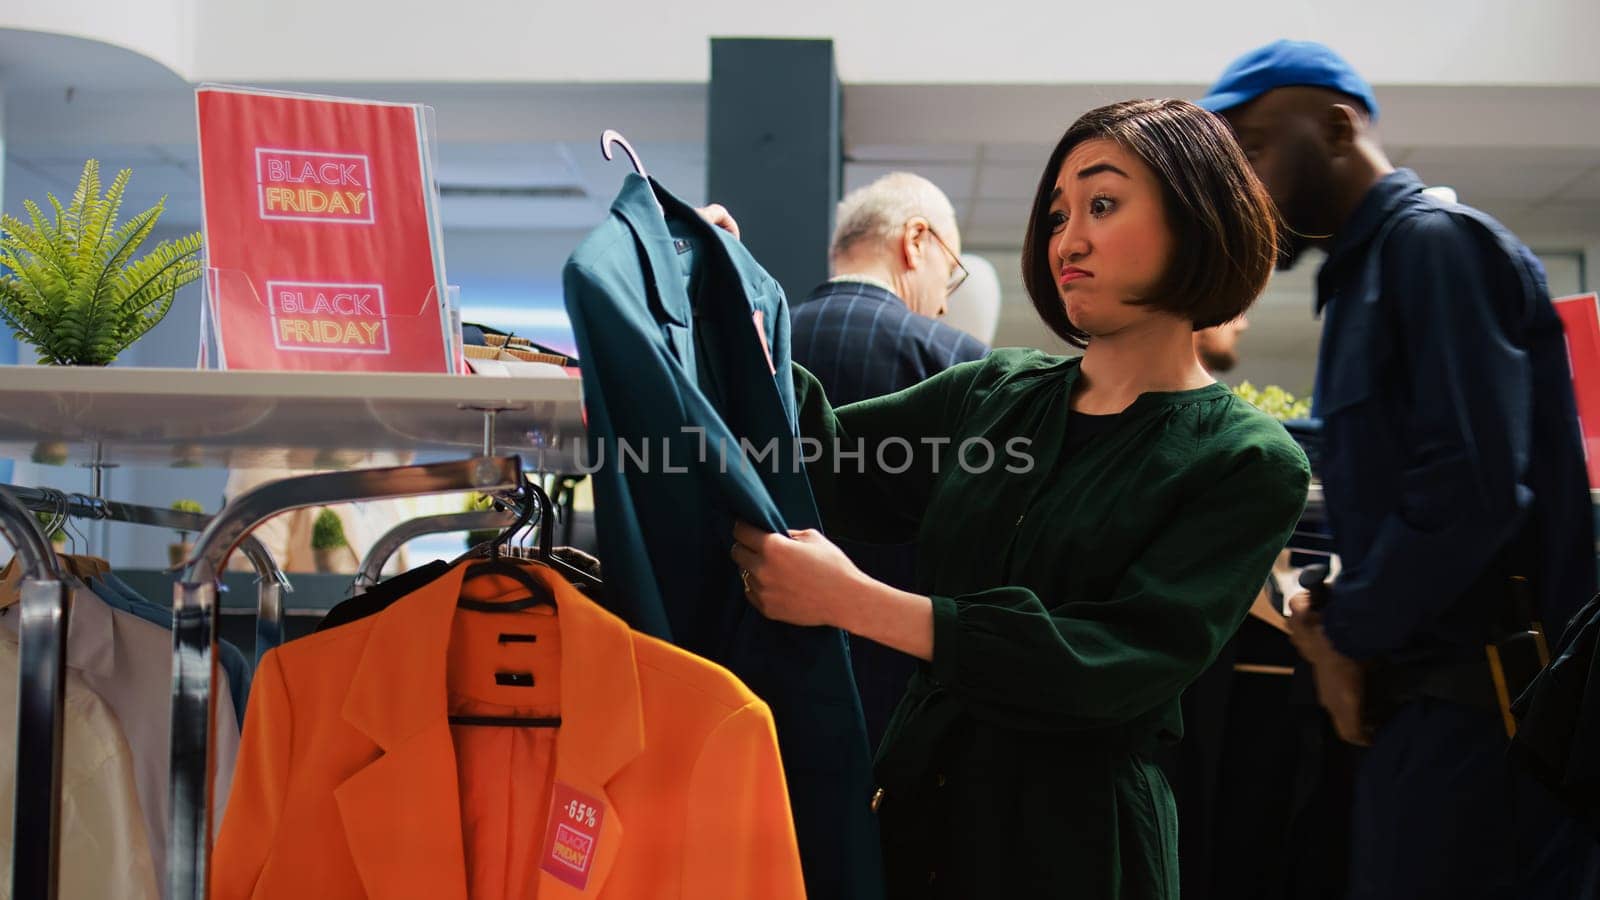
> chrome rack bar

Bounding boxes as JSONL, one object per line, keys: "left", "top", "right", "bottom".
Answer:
{"left": 233, "top": 538, "right": 290, "bottom": 669}
{"left": 0, "top": 484, "right": 291, "bottom": 664}
{"left": 3, "top": 485, "right": 214, "bottom": 532}
{"left": 350, "top": 508, "right": 516, "bottom": 595}
{"left": 0, "top": 486, "right": 71, "bottom": 900}
{"left": 166, "top": 456, "right": 522, "bottom": 900}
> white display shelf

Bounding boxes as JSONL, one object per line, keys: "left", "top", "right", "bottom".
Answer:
{"left": 0, "top": 366, "right": 584, "bottom": 470}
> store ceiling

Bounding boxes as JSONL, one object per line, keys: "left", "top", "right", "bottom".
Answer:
{"left": 6, "top": 30, "right": 1596, "bottom": 248}
{"left": 3, "top": 33, "right": 1596, "bottom": 392}
{"left": 9, "top": 136, "right": 1595, "bottom": 265}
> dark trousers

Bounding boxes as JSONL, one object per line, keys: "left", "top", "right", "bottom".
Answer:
{"left": 1168, "top": 619, "right": 1357, "bottom": 900}
{"left": 1351, "top": 698, "right": 1600, "bottom": 899}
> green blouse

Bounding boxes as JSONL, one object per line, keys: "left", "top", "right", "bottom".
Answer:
{"left": 796, "top": 348, "right": 1311, "bottom": 899}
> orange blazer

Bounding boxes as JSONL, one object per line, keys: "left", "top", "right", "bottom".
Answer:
{"left": 211, "top": 561, "right": 806, "bottom": 899}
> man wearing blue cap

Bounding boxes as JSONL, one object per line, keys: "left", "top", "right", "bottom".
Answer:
{"left": 1200, "top": 40, "right": 1598, "bottom": 900}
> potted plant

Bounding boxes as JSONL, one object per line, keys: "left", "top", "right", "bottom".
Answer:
{"left": 1231, "top": 381, "right": 1311, "bottom": 421}
{"left": 170, "top": 443, "right": 206, "bottom": 469}
{"left": 312, "top": 448, "right": 364, "bottom": 470}
{"left": 0, "top": 159, "right": 203, "bottom": 366}
{"left": 463, "top": 492, "right": 500, "bottom": 549}
{"left": 29, "top": 442, "right": 69, "bottom": 466}
{"left": 311, "top": 508, "right": 351, "bottom": 573}
{"left": 169, "top": 499, "right": 205, "bottom": 567}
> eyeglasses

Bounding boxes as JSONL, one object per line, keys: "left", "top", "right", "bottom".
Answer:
{"left": 926, "top": 225, "right": 969, "bottom": 297}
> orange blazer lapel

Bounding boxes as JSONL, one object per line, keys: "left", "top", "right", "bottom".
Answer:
{"left": 336, "top": 567, "right": 472, "bottom": 900}
{"left": 524, "top": 566, "right": 647, "bottom": 898}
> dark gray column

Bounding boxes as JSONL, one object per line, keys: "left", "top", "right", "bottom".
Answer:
{"left": 708, "top": 38, "right": 841, "bottom": 302}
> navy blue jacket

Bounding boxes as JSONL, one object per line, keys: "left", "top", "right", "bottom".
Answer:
{"left": 1312, "top": 169, "right": 1595, "bottom": 662}
{"left": 563, "top": 174, "right": 883, "bottom": 899}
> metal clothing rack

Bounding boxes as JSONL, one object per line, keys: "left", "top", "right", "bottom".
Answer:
{"left": 350, "top": 508, "right": 516, "bottom": 595}
{"left": 0, "top": 484, "right": 293, "bottom": 664}
{"left": 0, "top": 486, "right": 72, "bottom": 900}
{"left": 0, "top": 358, "right": 585, "bottom": 900}
{"left": 1287, "top": 483, "right": 1333, "bottom": 557}
{"left": 166, "top": 456, "right": 524, "bottom": 900}
{"left": 0, "top": 485, "right": 288, "bottom": 900}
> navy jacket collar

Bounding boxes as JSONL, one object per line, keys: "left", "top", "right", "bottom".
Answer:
{"left": 1316, "top": 169, "right": 1427, "bottom": 308}
{"left": 804, "top": 279, "right": 903, "bottom": 309}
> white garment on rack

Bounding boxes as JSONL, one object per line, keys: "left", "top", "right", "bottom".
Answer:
{"left": 0, "top": 589, "right": 239, "bottom": 897}
{"left": 0, "top": 629, "right": 159, "bottom": 900}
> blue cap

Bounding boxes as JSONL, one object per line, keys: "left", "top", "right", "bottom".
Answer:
{"left": 1199, "top": 40, "right": 1379, "bottom": 120}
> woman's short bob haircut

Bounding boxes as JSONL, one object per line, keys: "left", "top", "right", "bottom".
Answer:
{"left": 1021, "top": 98, "right": 1278, "bottom": 348}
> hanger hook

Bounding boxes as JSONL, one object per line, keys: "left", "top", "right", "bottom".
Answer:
{"left": 491, "top": 481, "right": 539, "bottom": 558}
{"left": 62, "top": 493, "right": 86, "bottom": 556}
{"left": 600, "top": 129, "right": 649, "bottom": 179}
{"left": 523, "top": 479, "right": 555, "bottom": 561}
{"left": 43, "top": 488, "right": 59, "bottom": 537}
{"left": 40, "top": 488, "right": 67, "bottom": 552}
{"left": 519, "top": 478, "right": 547, "bottom": 557}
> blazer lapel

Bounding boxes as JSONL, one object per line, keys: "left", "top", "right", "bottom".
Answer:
{"left": 612, "top": 173, "right": 692, "bottom": 332}
{"left": 334, "top": 724, "right": 468, "bottom": 900}
{"left": 529, "top": 567, "right": 648, "bottom": 898}
{"left": 335, "top": 568, "right": 471, "bottom": 900}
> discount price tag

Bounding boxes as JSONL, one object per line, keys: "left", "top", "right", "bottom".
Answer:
{"left": 540, "top": 783, "right": 607, "bottom": 890}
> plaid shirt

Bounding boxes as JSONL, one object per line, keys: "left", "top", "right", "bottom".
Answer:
{"left": 790, "top": 279, "right": 989, "bottom": 406}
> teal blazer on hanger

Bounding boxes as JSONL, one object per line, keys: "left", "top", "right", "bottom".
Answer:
{"left": 563, "top": 173, "right": 884, "bottom": 900}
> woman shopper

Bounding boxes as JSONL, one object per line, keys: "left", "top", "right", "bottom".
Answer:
{"left": 728, "top": 98, "right": 1311, "bottom": 899}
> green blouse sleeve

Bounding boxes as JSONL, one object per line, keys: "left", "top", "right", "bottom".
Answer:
{"left": 928, "top": 437, "right": 1312, "bottom": 733}
{"left": 793, "top": 359, "right": 984, "bottom": 545}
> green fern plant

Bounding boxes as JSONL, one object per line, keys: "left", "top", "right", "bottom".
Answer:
{"left": 0, "top": 159, "right": 203, "bottom": 366}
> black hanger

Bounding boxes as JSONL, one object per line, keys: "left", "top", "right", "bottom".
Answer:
{"left": 457, "top": 483, "right": 557, "bottom": 611}
{"left": 456, "top": 566, "right": 553, "bottom": 612}
{"left": 450, "top": 484, "right": 563, "bottom": 729}
{"left": 523, "top": 479, "right": 605, "bottom": 593}
{"left": 450, "top": 713, "right": 560, "bottom": 728}
{"left": 489, "top": 480, "right": 601, "bottom": 592}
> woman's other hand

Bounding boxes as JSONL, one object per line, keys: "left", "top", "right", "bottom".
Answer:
{"left": 696, "top": 204, "right": 741, "bottom": 240}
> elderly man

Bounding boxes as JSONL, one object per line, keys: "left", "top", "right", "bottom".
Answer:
{"left": 790, "top": 172, "right": 988, "bottom": 749}
{"left": 791, "top": 172, "right": 988, "bottom": 407}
